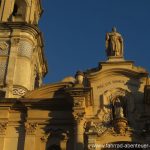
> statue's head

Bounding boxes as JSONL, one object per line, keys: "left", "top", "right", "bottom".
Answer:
{"left": 112, "top": 27, "right": 117, "bottom": 32}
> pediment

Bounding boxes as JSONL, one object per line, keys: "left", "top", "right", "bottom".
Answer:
{"left": 87, "top": 60, "right": 148, "bottom": 81}
{"left": 85, "top": 60, "right": 148, "bottom": 123}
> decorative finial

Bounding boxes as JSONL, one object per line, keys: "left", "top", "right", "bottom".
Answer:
{"left": 74, "top": 70, "right": 84, "bottom": 87}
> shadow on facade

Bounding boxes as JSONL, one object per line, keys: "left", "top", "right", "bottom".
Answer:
{"left": 11, "top": 101, "right": 26, "bottom": 150}
{"left": 27, "top": 88, "right": 74, "bottom": 150}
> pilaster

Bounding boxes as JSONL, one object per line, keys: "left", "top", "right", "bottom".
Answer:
{"left": 0, "top": 122, "right": 8, "bottom": 150}
{"left": 65, "top": 85, "right": 91, "bottom": 150}
{"left": 24, "top": 122, "right": 38, "bottom": 150}
{"left": 5, "top": 38, "right": 20, "bottom": 98}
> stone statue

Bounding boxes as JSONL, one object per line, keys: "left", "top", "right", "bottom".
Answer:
{"left": 105, "top": 27, "right": 123, "bottom": 57}
{"left": 114, "top": 98, "right": 124, "bottom": 119}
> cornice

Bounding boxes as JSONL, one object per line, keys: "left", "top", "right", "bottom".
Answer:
{"left": 0, "top": 22, "right": 41, "bottom": 36}
{"left": 86, "top": 67, "right": 148, "bottom": 81}
{"left": 0, "top": 22, "right": 48, "bottom": 75}
{"left": 24, "top": 82, "right": 73, "bottom": 98}
{"left": 0, "top": 97, "right": 73, "bottom": 110}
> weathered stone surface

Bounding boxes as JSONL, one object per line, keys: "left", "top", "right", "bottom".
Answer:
{"left": 0, "top": 1, "right": 149, "bottom": 150}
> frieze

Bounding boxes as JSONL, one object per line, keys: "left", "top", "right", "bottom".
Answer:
{"left": 13, "top": 86, "right": 28, "bottom": 97}
{"left": 97, "top": 79, "right": 139, "bottom": 90}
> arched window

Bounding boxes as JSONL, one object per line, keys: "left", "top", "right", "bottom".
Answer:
{"left": 12, "top": 0, "right": 26, "bottom": 20}
{"left": 47, "top": 145, "right": 61, "bottom": 150}
{"left": 12, "top": 3, "right": 18, "bottom": 16}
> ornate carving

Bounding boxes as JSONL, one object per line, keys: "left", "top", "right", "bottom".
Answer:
{"left": 13, "top": 86, "right": 27, "bottom": 97}
{"left": 105, "top": 27, "right": 123, "bottom": 57}
{"left": 0, "top": 122, "right": 8, "bottom": 135}
{"left": 109, "top": 89, "right": 127, "bottom": 102}
{"left": 86, "top": 121, "right": 108, "bottom": 136}
{"left": 25, "top": 122, "right": 38, "bottom": 135}
{"left": 40, "top": 133, "right": 50, "bottom": 143}
{"left": 73, "top": 111, "right": 85, "bottom": 122}
{"left": 73, "top": 98, "right": 84, "bottom": 107}
{"left": 97, "top": 108, "right": 112, "bottom": 123}
{"left": 11, "top": 38, "right": 20, "bottom": 46}
{"left": 88, "top": 144, "right": 96, "bottom": 150}
{"left": 113, "top": 118, "right": 128, "bottom": 136}
{"left": 18, "top": 41, "right": 33, "bottom": 58}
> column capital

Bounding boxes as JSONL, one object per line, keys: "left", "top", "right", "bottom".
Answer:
{"left": 25, "top": 122, "right": 38, "bottom": 135}
{"left": 11, "top": 38, "right": 20, "bottom": 47}
{"left": 0, "top": 122, "right": 8, "bottom": 135}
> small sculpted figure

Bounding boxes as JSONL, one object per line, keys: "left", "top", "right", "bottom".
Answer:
{"left": 114, "top": 98, "right": 124, "bottom": 119}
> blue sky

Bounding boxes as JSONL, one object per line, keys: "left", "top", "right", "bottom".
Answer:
{"left": 39, "top": 0, "right": 150, "bottom": 83}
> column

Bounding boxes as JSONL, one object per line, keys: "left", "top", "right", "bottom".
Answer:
{"left": 0, "top": 122, "right": 8, "bottom": 150}
{"left": 73, "top": 111, "right": 85, "bottom": 150}
{"left": 24, "top": 122, "right": 38, "bottom": 150}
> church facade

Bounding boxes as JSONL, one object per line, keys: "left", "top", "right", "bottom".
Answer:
{"left": 0, "top": 0, "right": 150, "bottom": 150}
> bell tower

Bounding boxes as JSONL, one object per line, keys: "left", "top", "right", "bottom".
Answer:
{"left": 0, "top": 0, "right": 42, "bottom": 24}
{"left": 0, "top": 0, "right": 47, "bottom": 98}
